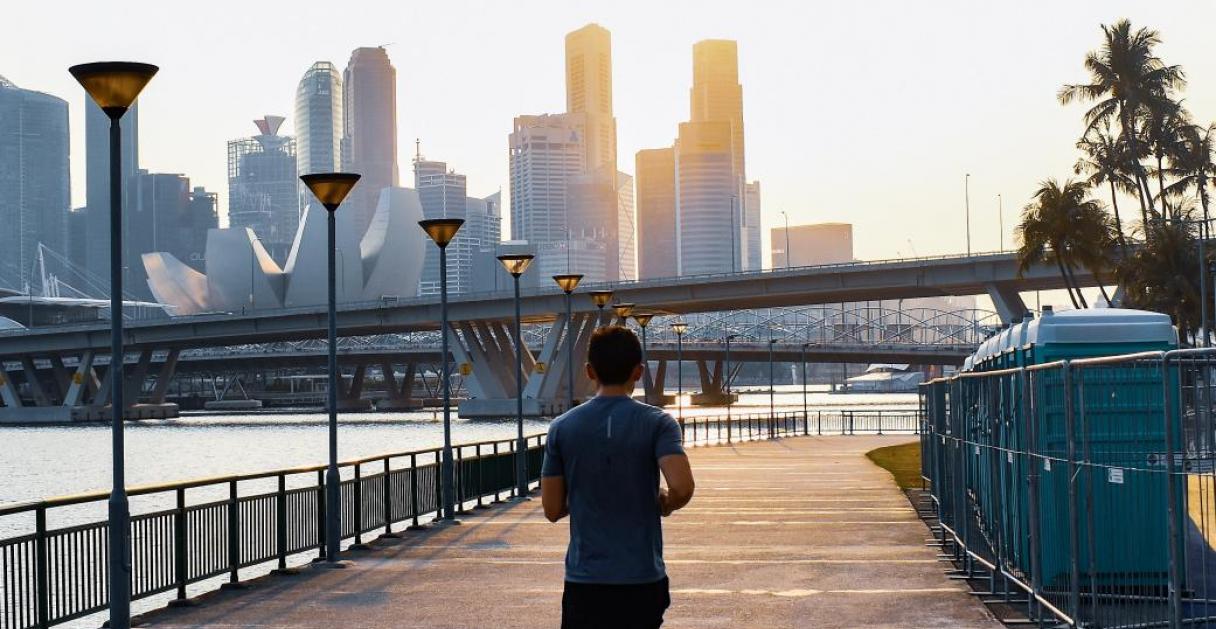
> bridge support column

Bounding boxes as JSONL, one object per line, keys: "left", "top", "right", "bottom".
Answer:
{"left": 21, "top": 356, "right": 51, "bottom": 407}
{"left": 986, "top": 282, "right": 1029, "bottom": 325}
{"left": 62, "top": 351, "right": 96, "bottom": 408}
{"left": 0, "top": 365, "right": 21, "bottom": 408}
{"left": 643, "top": 360, "right": 671, "bottom": 406}
{"left": 336, "top": 364, "right": 372, "bottom": 411}
{"left": 376, "top": 362, "right": 421, "bottom": 411}
{"left": 691, "top": 359, "right": 737, "bottom": 406}
{"left": 149, "top": 349, "right": 180, "bottom": 405}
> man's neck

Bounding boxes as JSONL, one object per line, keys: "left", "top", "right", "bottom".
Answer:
{"left": 596, "top": 385, "right": 635, "bottom": 398}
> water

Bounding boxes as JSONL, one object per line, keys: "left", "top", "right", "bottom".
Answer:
{"left": 1, "top": 385, "right": 914, "bottom": 506}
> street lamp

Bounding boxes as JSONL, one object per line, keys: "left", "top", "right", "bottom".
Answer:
{"left": 612, "top": 302, "right": 635, "bottom": 323}
{"left": 633, "top": 312, "right": 655, "bottom": 403}
{"left": 589, "top": 290, "right": 613, "bottom": 311}
{"left": 965, "top": 173, "right": 972, "bottom": 256}
{"left": 780, "top": 210, "right": 791, "bottom": 269}
{"left": 301, "top": 171, "right": 361, "bottom": 563}
{"left": 70, "top": 60, "right": 157, "bottom": 629}
{"left": 768, "top": 337, "right": 777, "bottom": 437}
{"left": 671, "top": 321, "right": 687, "bottom": 423}
{"left": 553, "top": 273, "right": 584, "bottom": 411}
{"left": 724, "top": 332, "right": 739, "bottom": 444}
{"left": 498, "top": 252, "right": 534, "bottom": 498}
{"left": 420, "top": 218, "right": 464, "bottom": 521}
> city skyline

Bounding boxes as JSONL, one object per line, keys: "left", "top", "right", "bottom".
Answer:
{"left": 5, "top": 2, "right": 1216, "bottom": 266}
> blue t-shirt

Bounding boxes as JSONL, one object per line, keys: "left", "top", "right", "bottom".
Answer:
{"left": 541, "top": 395, "right": 685, "bottom": 584}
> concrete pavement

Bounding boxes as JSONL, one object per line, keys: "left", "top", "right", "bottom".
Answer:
{"left": 138, "top": 435, "right": 999, "bottom": 628}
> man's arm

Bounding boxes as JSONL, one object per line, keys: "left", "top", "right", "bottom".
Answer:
{"left": 658, "top": 454, "right": 694, "bottom": 516}
{"left": 541, "top": 476, "right": 569, "bottom": 522}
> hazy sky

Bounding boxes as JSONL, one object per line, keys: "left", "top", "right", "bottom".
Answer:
{"left": 6, "top": 1, "right": 1216, "bottom": 265}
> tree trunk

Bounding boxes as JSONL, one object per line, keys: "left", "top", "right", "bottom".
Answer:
{"left": 1156, "top": 153, "right": 1172, "bottom": 218}
{"left": 1120, "top": 105, "right": 1157, "bottom": 221}
{"left": 1065, "top": 262, "right": 1090, "bottom": 309}
{"left": 1108, "top": 180, "right": 1128, "bottom": 254}
{"left": 1056, "top": 256, "right": 1082, "bottom": 309}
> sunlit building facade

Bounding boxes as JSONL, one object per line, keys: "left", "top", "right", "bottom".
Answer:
{"left": 294, "top": 62, "right": 343, "bottom": 209}
{"left": 342, "top": 47, "right": 399, "bottom": 238}
{"left": 635, "top": 147, "right": 676, "bottom": 279}
{"left": 566, "top": 23, "right": 617, "bottom": 178}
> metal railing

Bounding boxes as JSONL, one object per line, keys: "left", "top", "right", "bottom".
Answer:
{"left": 0, "top": 434, "right": 546, "bottom": 629}
{"left": 679, "top": 409, "right": 920, "bottom": 445}
{"left": 920, "top": 348, "right": 1216, "bottom": 628}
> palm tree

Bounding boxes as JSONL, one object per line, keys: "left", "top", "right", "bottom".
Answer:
{"left": 1075, "top": 121, "right": 1139, "bottom": 251}
{"left": 1016, "top": 179, "right": 1116, "bottom": 309}
{"left": 1118, "top": 214, "right": 1203, "bottom": 343}
{"left": 1143, "top": 98, "right": 1190, "bottom": 217}
{"left": 1059, "top": 19, "right": 1186, "bottom": 224}
{"left": 1164, "top": 122, "right": 1216, "bottom": 238}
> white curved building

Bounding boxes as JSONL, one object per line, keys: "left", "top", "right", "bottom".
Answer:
{"left": 144, "top": 187, "right": 425, "bottom": 315}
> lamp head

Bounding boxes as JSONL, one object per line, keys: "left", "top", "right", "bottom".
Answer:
{"left": 612, "top": 302, "right": 635, "bottom": 319}
{"left": 552, "top": 273, "right": 584, "bottom": 294}
{"left": 589, "top": 290, "right": 614, "bottom": 309}
{"left": 419, "top": 218, "right": 465, "bottom": 247}
{"left": 300, "top": 173, "right": 360, "bottom": 211}
{"left": 632, "top": 312, "right": 655, "bottom": 328}
{"left": 497, "top": 253, "right": 535, "bottom": 277}
{"left": 69, "top": 62, "right": 158, "bottom": 119}
{"left": 671, "top": 321, "right": 688, "bottom": 335}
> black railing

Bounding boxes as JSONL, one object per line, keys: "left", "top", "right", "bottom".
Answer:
{"left": 0, "top": 434, "right": 546, "bottom": 629}
{"left": 678, "top": 409, "right": 920, "bottom": 445}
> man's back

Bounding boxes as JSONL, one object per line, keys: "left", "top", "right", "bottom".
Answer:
{"left": 542, "top": 395, "right": 683, "bottom": 583}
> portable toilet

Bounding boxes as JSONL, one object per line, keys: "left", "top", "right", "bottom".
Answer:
{"left": 1023, "top": 308, "right": 1178, "bottom": 588}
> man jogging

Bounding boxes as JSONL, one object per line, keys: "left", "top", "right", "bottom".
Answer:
{"left": 541, "top": 325, "right": 695, "bottom": 629}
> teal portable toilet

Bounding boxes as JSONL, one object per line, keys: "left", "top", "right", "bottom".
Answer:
{"left": 1024, "top": 308, "right": 1178, "bottom": 589}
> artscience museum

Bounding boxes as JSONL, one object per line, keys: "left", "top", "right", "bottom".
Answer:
{"left": 144, "top": 187, "right": 427, "bottom": 315}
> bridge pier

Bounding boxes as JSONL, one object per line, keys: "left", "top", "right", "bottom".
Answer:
{"left": 0, "top": 350, "right": 180, "bottom": 422}
{"left": 986, "top": 282, "right": 1029, "bottom": 325}
{"left": 691, "top": 359, "right": 738, "bottom": 406}
{"left": 376, "top": 362, "right": 422, "bottom": 411}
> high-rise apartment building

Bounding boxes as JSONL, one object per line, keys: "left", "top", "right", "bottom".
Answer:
{"left": 342, "top": 47, "right": 399, "bottom": 238}
{"left": 415, "top": 157, "right": 475, "bottom": 295}
{"left": 635, "top": 147, "right": 676, "bottom": 279}
{"left": 85, "top": 98, "right": 138, "bottom": 285}
{"left": 227, "top": 116, "right": 299, "bottom": 264}
{"left": 124, "top": 171, "right": 217, "bottom": 298}
{"left": 0, "top": 77, "right": 69, "bottom": 291}
{"left": 294, "top": 62, "right": 343, "bottom": 204}
{"left": 565, "top": 23, "right": 617, "bottom": 178}
{"left": 674, "top": 121, "right": 737, "bottom": 275}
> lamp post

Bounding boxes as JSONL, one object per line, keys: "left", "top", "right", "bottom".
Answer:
{"left": 420, "top": 218, "right": 464, "bottom": 521}
{"left": 768, "top": 337, "right": 777, "bottom": 437}
{"left": 633, "top": 312, "right": 655, "bottom": 403}
{"left": 301, "top": 172, "right": 361, "bottom": 562}
{"left": 672, "top": 321, "right": 687, "bottom": 423}
{"left": 965, "top": 173, "right": 972, "bottom": 256}
{"left": 997, "top": 194, "right": 1004, "bottom": 252}
{"left": 589, "top": 290, "right": 613, "bottom": 319}
{"left": 612, "top": 302, "right": 635, "bottom": 324}
{"left": 498, "top": 253, "right": 535, "bottom": 497}
{"left": 801, "top": 342, "right": 810, "bottom": 433}
{"left": 70, "top": 61, "right": 157, "bottom": 629}
{"left": 553, "top": 274, "right": 584, "bottom": 411}
{"left": 724, "top": 332, "right": 738, "bottom": 444}
{"left": 780, "top": 210, "right": 791, "bottom": 269}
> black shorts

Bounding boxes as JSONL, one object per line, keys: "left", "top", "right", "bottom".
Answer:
{"left": 561, "top": 577, "right": 671, "bottom": 629}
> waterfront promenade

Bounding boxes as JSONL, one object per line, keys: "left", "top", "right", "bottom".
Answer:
{"left": 138, "top": 435, "right": 998, "bottom": 628}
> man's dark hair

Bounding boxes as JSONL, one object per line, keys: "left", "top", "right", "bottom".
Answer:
{"left": 587, "top": 325, "right": 643, "bottom": 385}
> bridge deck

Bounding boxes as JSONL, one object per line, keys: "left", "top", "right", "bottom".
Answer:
{"left": 138, "top": 436, "right": 998, "bottom": 628}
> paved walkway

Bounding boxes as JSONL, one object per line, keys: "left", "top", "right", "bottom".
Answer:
{"left": 140, "top": 436, "right": 998, "bottom": 628}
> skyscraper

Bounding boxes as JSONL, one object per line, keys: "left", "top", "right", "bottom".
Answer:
{"left": 743, "top": 180, "right": 761, "bottom": 270}
{"left": 616, "top": 172, "right": 636, "bottom": 280}
{"left": 294, "top": 62, "right": 343, "bottom": 190}
{"left": 565, "top": 23, "right": 617, "bottom": 178}
{"left": 85, "top": 98, "right": 138, "bottom": 285}
{"left": 414, "top": 156, "right": 474, "bottom": 295}
{"left": 675, "top": 121, "right": 736, "bottom": 275}
{"left": 227, "top": 116, "right": 299, "bottom": 264}
{"left": 0, "top": 76, "right": 69, "bottom": 291}
{"left": 124, "top": 171, "right": 217, "bottom": 299}
{"left": 690, "top": 39, "right": 745, "bottom": 189}
{"left": 635, "top": 147, "right": 676, "bottom": 279}
{"left": 508, "top": 112, "right": 587, "bottom": 283}
{"left": 342, "top": 47, "right": 399, "bottom": 237}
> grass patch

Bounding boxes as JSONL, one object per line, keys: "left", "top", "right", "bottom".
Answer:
{"left": 866, "top": 441, "right": 922, "bottom": 489}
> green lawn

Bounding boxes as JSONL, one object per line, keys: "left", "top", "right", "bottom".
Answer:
{"left": 866, "top": 441, "right": 922, "bottom": 489}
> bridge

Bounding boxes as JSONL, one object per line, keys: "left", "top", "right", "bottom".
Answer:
{"left": 0, "top": 251, "right": 1085, "bottom": 420}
